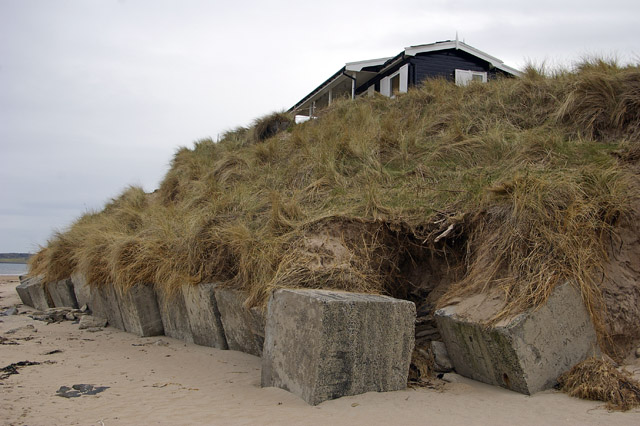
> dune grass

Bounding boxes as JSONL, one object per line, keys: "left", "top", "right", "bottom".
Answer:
{"left": 30, "top": 60, "right": 640, "bottom": 349}
{"left": 558, "top": 357, "right": 640, "bottom": 411}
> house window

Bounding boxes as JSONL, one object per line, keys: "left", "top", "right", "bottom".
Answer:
{"left": 455, "top": 69, "right": 488, "bottom": 86}
{"left": 390, "top": 74, "right": 400, "bottom": 97}
{"left": 381, "top": 64, "right": 409, "bottom": 97}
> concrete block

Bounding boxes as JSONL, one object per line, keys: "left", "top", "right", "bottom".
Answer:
{"left": 156, "top": 288, "right": 194, "bottom": 343}
{"left": 435, "top": 282, "right": 599, "bottom": 395}
{"left": 90, "top": 284, "right": 125, "bottom": 331}
{"left": 215, "top": 288, "right": 265, "bottom": 356}
{"left": 118, "top": 284, "right": 164, "bottom": 337}
{"left": 70, "top": 272, "right": 92, "bottom": 310}
{"left": 16, "top": 278, "right": 34, "bottom": 308}
{"left": 47, "top": 278, "right": 78, "bottom": 308}
{"left": 261, "top": 289, "right": 416, "bottom": 405}
{"left": 182, "top": 283, "right": 228, "bottom": 349}
{"left": 20, "top": 276, "right": 53, "bottom": 311}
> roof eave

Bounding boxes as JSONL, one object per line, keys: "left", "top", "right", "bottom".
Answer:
{"left": 289, "top": 66, "right": 347, "bottom": 113}
{"left": 345, "top": 57, "right": 391, "bottom": 72}
{"left": 404, "top": 40, "right": 522, "bottom": 76}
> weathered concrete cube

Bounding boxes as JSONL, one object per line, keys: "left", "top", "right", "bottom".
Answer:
{"left": 47, "top": 278, "right": 78, "bottom": 308}
{"left": 435, "top": 282, "right": 599, "bottom": 395}
{"left": 156, "top": 287, "right": 194, "bottom": 343}
{"left": 118, "top": 284, "right": 164, "bottom": 337}
{"left": 90, "top": 284, "right": 125, "bottom": 331}
{"left": 261, "top": 289, "right": 416, "bottom": 405}
{"left": 15, "top": 278, "right": 34, "bottom": 308}
{"left": 215, "top": 288, "right": 265, "bottom": 356}
{"left": 19, "top": 276, "right": 53, "bottom": 311}
{"left": 70, "top": 272, "right": 92, "bottom": 309}
{"left": 182, "top": 283, "right": 228, "bottom": 349}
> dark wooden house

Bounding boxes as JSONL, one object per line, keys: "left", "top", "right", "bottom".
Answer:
{"left": 290, "top": 40, "right": 520, "bottom": 117}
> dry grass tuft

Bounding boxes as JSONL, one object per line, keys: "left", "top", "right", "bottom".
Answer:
{"left": 251, "top": 112, "right": 293, "bottom": 143}
{"left": 408, "top": 347, "right": 436, "bottom": 386}
{"left": 558, "top": 357, "right": 640, "bottom": 411}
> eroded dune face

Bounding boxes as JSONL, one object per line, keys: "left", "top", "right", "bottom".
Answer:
{"left": 601, "top": 205, "right": 640, "bottom": 348}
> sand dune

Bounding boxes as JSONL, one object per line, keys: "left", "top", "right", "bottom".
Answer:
{"left": 1, "top": 275, "right": 638, "bottom": 425}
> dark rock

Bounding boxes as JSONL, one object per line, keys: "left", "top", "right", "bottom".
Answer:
{"left": 0, "top": 336, "right": 18, "bottom": 345}
{"left": 5, "top": 324, "right": 35, "bottom": 334}
{"left": 0, "top": 307, "right": 18, "bottom": 316}
{"left": 431, "top": 341, "right": 453, "bottom": 372}
{"left": 56, "top": 386, "right": 81, "bottom": 398}
{"left": 78, "top": 315, "right": 107, "bottom": 330}
{"left": 0, "top": 360, "right": 41, "bottom": 380}
{"left": 29, "top": 307, "right": 83, "bottom": 323}
{"left": 56, "top": 384, "right": 110, "bottom": 398}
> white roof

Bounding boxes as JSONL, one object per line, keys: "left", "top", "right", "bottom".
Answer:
{"left": 403, "top": 40, "right": 521, "bottom": 76}
{"left": 345, "top": 57, "right": 392, "bottom": 72}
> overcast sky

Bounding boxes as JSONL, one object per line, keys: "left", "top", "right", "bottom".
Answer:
{"left": 1, "top": 0, "right": 638, "bottom": 253}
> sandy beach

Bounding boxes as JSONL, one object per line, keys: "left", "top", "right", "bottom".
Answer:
{"left": 1, "top": 275, "right": 638, "bottom": 426}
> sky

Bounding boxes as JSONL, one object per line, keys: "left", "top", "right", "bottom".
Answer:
{"left": 1, "top": 0, "right": 639, "bottom": 253}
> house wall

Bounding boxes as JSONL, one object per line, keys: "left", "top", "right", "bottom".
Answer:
{"left": 352, "top": 49, "right": 516, "bottom": 99}
{"left": 410, "top": 50, "right": 500, "bottom": 85}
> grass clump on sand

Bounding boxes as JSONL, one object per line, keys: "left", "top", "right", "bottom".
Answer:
{"left": 29, "top": 59, "right": 640, "bottom": 356}
{"left": 558, "top": 357, "right": 640, "bottom": 411}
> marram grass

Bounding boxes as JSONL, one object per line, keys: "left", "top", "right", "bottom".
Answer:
{"left": 30, "top": 60, "right": 640, "bottom": 351}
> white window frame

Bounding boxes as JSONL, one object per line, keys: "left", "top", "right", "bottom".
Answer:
{"left": 455, "top": 69, "right": 488, "bottom": 86}
{"left": 380, "top": 64, "right": 409, "bottom": 97}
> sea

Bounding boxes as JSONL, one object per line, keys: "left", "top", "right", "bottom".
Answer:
{"left": 0, "top": 263, "right": 29, "bottom": 276}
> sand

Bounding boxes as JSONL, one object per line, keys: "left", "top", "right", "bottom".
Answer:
{"left": 1, "top": 275, "right": 638, "bottom": 426}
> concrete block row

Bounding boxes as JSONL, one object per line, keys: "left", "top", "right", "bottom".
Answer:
{"left": 17, "top": 275, "right": 418, "bottom": 405}
{"left": 18, "top": 272, "right": 599, "bottom": 404}
{"left": 71, "top": 277, "right": 229, "bottom": 347}
{"left": 154, "top": 284, "right": 229, "bottom": 349}
{"left": 17, "top": 276, "right": 79, "bottom": 311}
